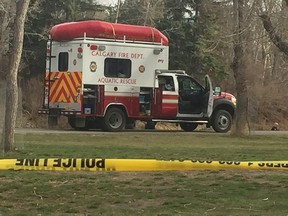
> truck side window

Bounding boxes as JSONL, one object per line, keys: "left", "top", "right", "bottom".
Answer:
{"left": 104, "top": 58, "right": 132, "bottom": 78}
{"left": 58, "top": 52, "right": 69, "bottom": 71}
{"left": 158, "top": 76, "right": 175, "bottom": 91}
{"left": 181, "top": 77, "right": 201, "bottom": 92}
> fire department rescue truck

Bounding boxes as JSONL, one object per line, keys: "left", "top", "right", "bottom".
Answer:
{"left": 38, "top": 20, "right": 236, "bottom": 132}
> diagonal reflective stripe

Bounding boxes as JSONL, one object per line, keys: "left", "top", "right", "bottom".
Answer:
{"left": 49, "top": 72, "right": 82, "bottom": 103}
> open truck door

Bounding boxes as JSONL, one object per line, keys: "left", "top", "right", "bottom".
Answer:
{"left": 177, "top": 74, "right": 213, "bottom": 117}
{"left": 176, "top": 74, "right": 213, "bottom": 132}
{"left": 204, "top": 75, "right": 214, "bottom": 118}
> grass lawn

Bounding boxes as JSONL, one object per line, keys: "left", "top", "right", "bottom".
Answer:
{"left": 1, "top": 132, "right": 288, "bottom": 215}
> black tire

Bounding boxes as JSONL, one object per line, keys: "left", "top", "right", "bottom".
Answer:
{"left": 68, "top": 117, "right": 77, "bottom": 128}
{"left": 48, "top": 116, "right": 58, "bottom": 128}
{"left": 102, "top": 108, "right": 126, "bottom": 132}
{"left": 145, "top": 121, "right": 156, "bottom": 129}
{"left": 179, "top": 123, "right": 198, "bottom": 132}
{"left": 211, "top": 110, "right": 232, "bottom": 133}
{"left": 68, "top": 117, "right": 89, "bottom": 130}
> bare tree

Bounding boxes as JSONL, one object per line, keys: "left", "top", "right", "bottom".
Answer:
{"left": 1, "top": 0, "right": 30, "bottom": 152}
{"left": 230, "top": 0, "right": 249, "bottom": 136}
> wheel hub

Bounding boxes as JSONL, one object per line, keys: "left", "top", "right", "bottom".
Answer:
{"left": 218, "top": 115, "right": 229, "bottom": 129}
{"left": 109, "top": 113, "right": 122, "bottom": 128}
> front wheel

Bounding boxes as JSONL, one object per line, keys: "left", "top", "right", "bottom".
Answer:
{"left": 179, "top": 123, "right": 198, "bottom": 132}
{"left": 102, "top": 108, "right": 126, "bottom": 132}
{"left": 211, "top": 110, "right": 232, "bottom": 133}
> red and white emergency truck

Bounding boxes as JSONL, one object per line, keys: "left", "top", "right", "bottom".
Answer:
{"left": 38, "top": 20, "right": 236, "bottom": 132}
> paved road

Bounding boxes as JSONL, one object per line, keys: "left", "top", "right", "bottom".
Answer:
{"left": 11, "top": 128, "right": 288, "bottom": 136}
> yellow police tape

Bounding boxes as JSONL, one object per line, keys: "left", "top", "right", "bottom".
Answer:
{"left": 0, "top": 158, "right": 288, "bottom": 171}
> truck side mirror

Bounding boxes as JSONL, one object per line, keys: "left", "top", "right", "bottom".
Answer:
{"left": 214, "top": 86, "right": 221, "bottom": 96}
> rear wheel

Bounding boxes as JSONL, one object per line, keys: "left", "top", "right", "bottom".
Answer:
{"left": 68, "top": 116, "right": 89, "bottom": 130}
{"left": 211, "top": 110, "right": 232, "bottom": 133}
{"left": 68, "top": 117, "right": 76, "bottom": 128}
{"left": 48, "top": 116, "right": 58, "bottom": 128}
{"left": 179, "top": 123, "right": 198, "bottom": 132}
{"left": 102, "top": 108, "right": 126, "bottom": 132}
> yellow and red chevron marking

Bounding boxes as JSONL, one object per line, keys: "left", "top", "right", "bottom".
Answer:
{"left": 46, "top": 72, "right": 82, "bottom": 103}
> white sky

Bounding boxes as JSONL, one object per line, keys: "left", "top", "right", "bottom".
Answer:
{"left": 97, "top": 0, "right": 119, "bottom": 6}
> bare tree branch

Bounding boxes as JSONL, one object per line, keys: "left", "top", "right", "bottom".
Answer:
{"left": 259, "top": 13, "right": 288, "bottom": 56}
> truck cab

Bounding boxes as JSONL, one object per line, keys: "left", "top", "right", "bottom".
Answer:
{"left": 148, "top": 70, "right": 236, "bottom": 132}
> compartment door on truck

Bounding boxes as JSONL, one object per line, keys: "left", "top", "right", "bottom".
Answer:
{"left": 47, "top": 43, "right": 82, "bottom": 112}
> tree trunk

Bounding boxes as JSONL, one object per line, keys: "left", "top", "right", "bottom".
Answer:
{"left": 0, "top": 2, "right": 11, "bottom": 77}
{"left": 1, "top": 0, "right": 30, "bottom": 152}
{"left": 230, "top": 0, "right": 249, "bottom": 136}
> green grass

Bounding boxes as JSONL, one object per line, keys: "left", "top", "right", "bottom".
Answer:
{"left": 1, "top": 132, "right": 288, "bottom": 215}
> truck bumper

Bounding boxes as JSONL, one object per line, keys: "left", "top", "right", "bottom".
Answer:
{"left": 38, "top": 108, "right": 81, "bottom": 116}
